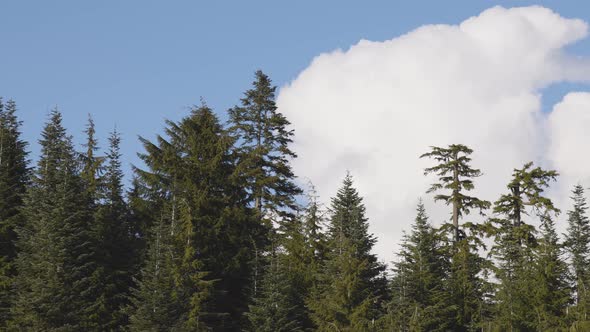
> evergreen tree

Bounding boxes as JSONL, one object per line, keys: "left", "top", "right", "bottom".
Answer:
{"left": 80, "top": 114, "right": 103, "bottom": 201}
{"left": 308, "top": 173, "right": 387, "bottom": 331}
{"left": 130, "top": 104, "right": 258, "bottom": 330}
{"left": 487, "top": 162, "right": 560, "bottom": 330}
{"left": 384, "top": 201, "right": 452, "bottom": 331}
{"left": 91, "top": 129, "right": 135, "bottom": 329}
{"left": 564, "top": 184, "right": 590, "bottom": 324}
{"left": 11, "top": 109, "right": 96, "bottom": 330}
{"left": 228, "top": 70, "right": 301, "bottom": 304}
{"left": 0, "top": 98, "right": 28, "bottom": 327}
{"left": 228, "top": 70, "right": 302, "bottom": 220}
{"left": 533, "top": 213, "right": 571, "bottom": 330}
{"left": 276, "top": 183, "right": 328, "bottom": 330}
{"left": 421, "top": 145, "right": 491, "bottom": 242}
{"left": 246, "top": 252, "right": 303, "bottom": 332}
{"left": 128, "top": 211, "right": 185, "bottom": 331}
{"left": 421, "top": 144, "right": 491, "bottom": 331}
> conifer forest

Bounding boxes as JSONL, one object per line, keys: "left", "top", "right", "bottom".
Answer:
{"left": 3, "top": 70, "right": 590, "bottom": 332}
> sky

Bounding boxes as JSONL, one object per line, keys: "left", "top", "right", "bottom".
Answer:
{"left": 2, "top": 1, "right": 590, "bottom": 263}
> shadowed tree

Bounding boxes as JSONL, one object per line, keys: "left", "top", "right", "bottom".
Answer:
{"left": 0, "top": 99, "right": 28, "bottom": 327}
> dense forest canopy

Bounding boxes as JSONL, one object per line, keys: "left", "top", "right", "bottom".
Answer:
{"left": 1, "top": 71, "right": 590, "bottom": 331}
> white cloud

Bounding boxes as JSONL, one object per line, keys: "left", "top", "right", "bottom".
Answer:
{"left": 547, "top": 92, "right": 590, "bottom": 212}
{"left": 276, "top": 6, "right": 590, "bottom": 263}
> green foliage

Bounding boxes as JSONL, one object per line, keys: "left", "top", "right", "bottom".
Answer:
{"left": 0, "top": 99, "right": 28, "bottom": 328}
{"left": 246, "top": 253, "right": 304, "bottom": 332}
{"left": 11, "top": 109, "right": 96, "bottom": 330}
{"left": 532, "top": 214, "right": 571, "bottom": 330}
{"left": 228, "top": 70, "right": 302, "bottom": 220}
{"left": 384, "top": 201, "right": 453, "bottom": 331}
{"left": 308, "top": 174, "right": 387, "bottom": 331}
{"left": 130, "top": 104, "right": 259, "bottom": 330}
{"left": 487, "top": 162, "right": 561, "bottom": 330}
{"left": 421, "top": 144, "right": 491, "bottom": 240}
{"left": 421, "top": 144, "right": 491, "bottom": 331}
{"left": 565, "top": 184, "right": 590, "bottom": 323}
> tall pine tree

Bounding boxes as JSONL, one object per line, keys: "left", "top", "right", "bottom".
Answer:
{"left": 12, "top": 109, "right": 96, "bottom": 330}
{"left": 130, "top": 104, "right": 258, "bottom": 330}
{"left": 228, "top": 70, "right": 301, "bottom": 220}
{"left": 0, "top": 98, "right": 28, "bottom": 327}
{"left": 564, "top": 184, "right": 590, "bottom": 326}
{"left": 384, "top": 201, "right": 452, "bottom": 331}
{"left": 532, "top": 213, "right": 571, "bottom": 330}
{"left": 487, "top": 162, "right": 560, "bottom": 330}
{"left": 421, "top": 144, "right": 491, "bottom": 331}
{"left": 308, "top": 173, "right": 387, "bottom": 331}
{"left": 91, "top": 129, "right": 135, "bottom": 329}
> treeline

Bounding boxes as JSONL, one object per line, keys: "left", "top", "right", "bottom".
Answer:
{"left": 0, "top": 71, "right": 589, "bottom": 331}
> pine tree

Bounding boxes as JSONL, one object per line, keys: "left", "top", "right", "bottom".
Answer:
{"left": 128, "top": 211, "right": 185, "bottom": 331}
{"left": 11, "top": 109, "right": 96, "bottom": 330}
{"left": 384, "top": 201, "right": 453, "bottom": 331}
{"left": 421, "top": 145, "right": 491, "bottom": 242}
{"left": 228, "top": 70, "right": 302, "bottom": 220}
{"left": 564, "top": 184, "right": 590, "bottom": 324}
{"left": 0, "top": 98, "right": 28, "bottom": 327}
{"left": 246, "top": 252, "right": 303, "bottom": 332}
{"left": 130, "top": 104, "right": 258, "bottom": 330}
{"left": 308, "top": 173, "right": 387, "bottom": 331}
{"left": 90, "top": 129, "right": 135, "bottom": 329}
{"left": 80, "top": 114, "right": 103, "bottom": 201}
{"left": 487, "top": 162, "right": 560, "bottom": 330}
{"left": 275, "top": 183, "right": 328, "bottom": 330}
{"left": 533, "top": 213, "right": 571, "bottom": 330}
{"left": 228, "top": 71, "right": 301, "bottom": 306}
{"left": 421, "top": 144, "right": 491, "bottom": 331}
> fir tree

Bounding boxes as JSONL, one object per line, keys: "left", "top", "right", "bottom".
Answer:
{"left": 276, "top": 183, "right": 328, "bottom": 330}
{"left": 421, "top": 144, "right": 491, "bottom": 331}
{"left": 384, "top": 201, "right": 453, "bottom": 331}
{"left": 533, "top": 213, "right": 571, "bottom": 330}
{"left": 308, "top": 173, "right": 387, "bottom": 331}
{"left": 128, "top": 211, "right": 185, "bottom": 331}
{"left": 0, "top": 98, "right": 28, "bottom": 327}
{"left": 421, "top": 144, "right": 491, "bottom": 242}
{"left": 487, "top": 162, "right": 560, "bottom": 330}
{"left": 228, "top": 71, "right": 301, "bottom": 303}
{"left": 131, "top": 104, "right": 258, "bottom": 330}
{"left": 12, "top": 109, "right": 96, "bottom": 330}
{"left": 564, "top": 184, "right": 590, "bottom": 324}
{"left": 90, "top": 129, "right": 135, "bottom": 329}
{"left": 246, "top": 252, "right": 303, "bottom": 332}
{"left": 80, "top": 114, "right": 103, "bottom": 201}
{"left": 228, "top": 70, "right": 302, "bottom": 220}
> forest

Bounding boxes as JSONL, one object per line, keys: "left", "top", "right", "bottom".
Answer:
{"left": 0, "top": 70, "right": 589, "bottom": 332}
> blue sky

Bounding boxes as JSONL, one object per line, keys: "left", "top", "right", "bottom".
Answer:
{"left": 1, "top": 0, "right": 589, "bottom": 183}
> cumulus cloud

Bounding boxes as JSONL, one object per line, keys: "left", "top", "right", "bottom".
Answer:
{"left": 276, "top": 6, "right": 590, "bottom": 263}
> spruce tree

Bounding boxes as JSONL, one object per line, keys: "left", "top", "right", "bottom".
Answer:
{"left": 12, "top": 109, "right": 95, "bottom": 330}
{"left": 128, "top": 211, "right": 185, "bottom": 331}
{"left": 0, "top": 98, "right": 28, "bottom": 327}
{"left": 487, "top": 162, "right": 560, "bottom": 330}
{"left": 80, "top": 115, "right": 103, "bottom": 201}
{"left": 228, "top": 70, "right": 302, "bottom": 220}
{"left": 228, "top": 70, "right": 301, "bottom": 304}
{"left": 533, "top": 213, "right": 571, "bottom": 330}
{"left": 90, "top": 129, "right": 135, "bottom": 329}
{"left": 130, "top": 104, "right": 258, "bottom": 330}
{"left": 384, "top": 201, "right": 452, "bottom": 331}
{"left": 564, "top": 184, "right": 590, "bottom": 324}
{"left": 308, "top": 173, "right": 387, "bottom": 331}
{"left": 421, "top": 144, "right": 491, "bottom": 331}
{"left": 273, "top": 183, "right": 328, "bottom": 330}
{"left": 246, "top": 252, "right": 303, "bottom": 332}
